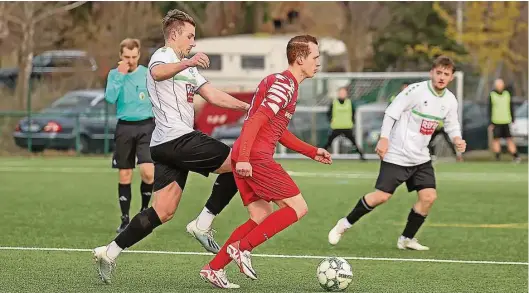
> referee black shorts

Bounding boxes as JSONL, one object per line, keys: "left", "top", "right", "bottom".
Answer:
{"left": 150, "top": 131, "right": 231, "bottom": 192}
{"left": 112, "top": 118, "right": 155, "bottom": 169}
{"left": 375, "top": 160, "right": 436, "bottom": 194}
{"left": 492, "top": 124, "right": 512, "bottom": 139}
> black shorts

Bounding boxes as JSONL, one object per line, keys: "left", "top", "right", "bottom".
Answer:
{"left": 150, "top": 131, "right": 231, "bottom": 192}
{"left": 112, "top": 118, "right": 155, "bottom": 169}
{"left": 375, "top": 160, "right": 436, "bottom": 194}
{"left": 493, "top": 124, "right": 512, "bottom": 139}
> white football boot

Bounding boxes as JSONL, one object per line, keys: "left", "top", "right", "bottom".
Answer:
{"left": 328, "top": 218, "right": 351, "bottom": 245}
{"left": 200, "top": 264, "right": 240, "bottom": 289}
{"left": 227, "top": 241, "right": 257, "bottom": 280}
{"left": 92, "top": 246, "right": 116, "bottom": 284}
{"left": 397, "top": 236, "right": 430, "bottom": 251}
{"left": 186, "top": 219, "right": 221, "bottom": 254}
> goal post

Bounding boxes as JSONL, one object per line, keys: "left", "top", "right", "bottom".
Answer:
{"left": 274, "top": 71, "right": 464, "bottom": 159}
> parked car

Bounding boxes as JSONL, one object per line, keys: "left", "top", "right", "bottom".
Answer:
{"left": 0, "top": 50, "right": 99, "bottom": 90}
{"left": 13, "top": 89, "right": 117, "bottom": 153}
{"left": 511, "top": 100, "right": 528, "bottom": 149}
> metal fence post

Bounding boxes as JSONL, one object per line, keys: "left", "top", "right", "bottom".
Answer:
{"left": 104, "top": 101, "right": 109, "bottom": 155}
{"left": 75, "top": 114, "right": 81, "bottom": 156}
{"left": 27, "top": 78, "right": 32, "bottom": 152}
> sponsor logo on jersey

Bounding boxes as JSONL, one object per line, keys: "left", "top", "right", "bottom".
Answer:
{"left": 186, "top": 84, "right": 194, "bottom": 103}
{"left": 420, "top": 119, "right": 439, "bottom": 135}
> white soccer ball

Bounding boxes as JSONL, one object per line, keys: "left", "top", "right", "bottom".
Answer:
{"left": 316, "top": 257, "right": 353, "bottom": 291}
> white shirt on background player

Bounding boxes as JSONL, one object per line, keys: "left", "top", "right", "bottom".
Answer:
{"left": 382, "top": 80, "right": 462, "bottom": 166}
{"left": 147, "top": 47, "right": 208, "bottom": 146}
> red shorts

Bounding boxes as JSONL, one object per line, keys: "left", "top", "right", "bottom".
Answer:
{"left": 233, "top": 159, "right": 300, "bottom": 206}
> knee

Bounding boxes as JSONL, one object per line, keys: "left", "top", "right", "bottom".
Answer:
{"left": 419, "top": 190, "right": 437, "bottom": 205}
{"left": 292, "top": 199, "right": 309, "bottom": 220}
{"left": 119, "top": 169, "right": 133, "bottom": 184}
{"left": 250, "top": 209, "right": 271, "bottom": 224}
{"left": 154, "top": 206, "right": 175, "bottom": 223}
{"left": 141, "top": 172, "right": 154, "bottom": 184}
{"left": 369, "top": 190, "right": 392, "bottom": 206}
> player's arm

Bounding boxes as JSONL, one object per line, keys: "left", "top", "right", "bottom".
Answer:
{"left": 104, "top": 70, "right": 124, "bottom": 104}
{"left": 279, "top": 130, "right": 317, "bottom": 159}
{"left": 150, "top": 52, "right": 210, "bottom": 82}
{"left": 444, "top": 100, "right": 466, "bottom": 152}
{"left": 279, "top": 130, "right": 332, "bottom": 164}
{"left": 235, "top": 107, "right": 271, "bottom": 177}
{"left": 198, "top": 83, "right": 249, "bottom": 112}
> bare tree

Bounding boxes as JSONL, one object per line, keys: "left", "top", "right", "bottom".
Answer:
{"left": 66, "top": 2, "right": 163, "bottom": 75}
{"left": 300, "top": 2, "right": 389, "bottom": 72}
{"left": 3, "top": 1, "right": 86, "bottom": 109}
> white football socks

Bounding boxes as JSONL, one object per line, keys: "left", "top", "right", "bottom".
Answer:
{"left": 106, "top": 241, "right": 123, "bottom": 260}
{"left": 196, "top": 207, "right": 216, "bottom": 231}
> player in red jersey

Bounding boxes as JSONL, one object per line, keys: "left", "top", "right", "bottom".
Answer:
{"left": 199, "top": 35, "right": 332, "bottom": 289}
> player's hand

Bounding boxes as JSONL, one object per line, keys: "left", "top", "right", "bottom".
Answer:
{"left": 117, "top": 61, "right": 130, "bottom": 74}
{"left": 313, "top": 148, "right": 332, "bottom": 165}
{"left": 375, "top": 137, "right": 389, "bottom": 159}
{"left": 235, "top": 161, "right": 252, "bottom": 177}
{"left": 188, "top": 52, "right": 210, "bottom": 69}
{"left": 453, "top": 137, "right": 467, "bottom": 153}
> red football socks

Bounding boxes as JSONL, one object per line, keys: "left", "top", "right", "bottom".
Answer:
{"left": 239, "top": 206, "right": 298, "bottom": 251}
{"left": 209, "top": 219, "right": 258, "bottom": 270}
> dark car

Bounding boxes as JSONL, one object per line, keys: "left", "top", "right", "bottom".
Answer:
{"left": 0, "top": 50, "right": 98, "bottom": 90}
{"left": 13, "top": 89, "right": 117, "bottom": 153}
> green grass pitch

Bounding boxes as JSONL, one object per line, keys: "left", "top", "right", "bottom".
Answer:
{"left": 0, "top": 157, "right": 527, "bottom": 292}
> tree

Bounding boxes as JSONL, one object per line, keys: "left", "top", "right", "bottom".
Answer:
{"left": 434, "top": 1, "right": 528, "bottom": 98}
{"left": 65, "top": 2, "right": 163, "bottom": 75}
{"left": 2, "top": 1, "right": 86, "bottom": 109}
{"left": 339, "top": 2, "right": 389, "bottom": 72}
{"left": 372, "top": 2, "right": 466, "bottom": 72}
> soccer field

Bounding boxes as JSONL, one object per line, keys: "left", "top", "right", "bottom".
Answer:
{"left": 0, "top": 157, "right": 527, "bottom": 292}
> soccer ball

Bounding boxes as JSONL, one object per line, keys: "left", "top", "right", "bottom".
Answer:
{"left": 316, "top": 257, "right": 353, "bottom": 291}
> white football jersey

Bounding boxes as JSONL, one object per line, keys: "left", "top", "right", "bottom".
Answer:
{"left": 384, "top": 80, "right": 461, "bottom": 166}
{"left": 147, "top": 47, "right": 208, "bottom": 146}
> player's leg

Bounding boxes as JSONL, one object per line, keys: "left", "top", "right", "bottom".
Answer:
{"left": 202, "top": 196, "right": 270, "bottom": 287}
{"left": 398, "top": 161, "right": 436, "bottom": 251}
{"left": 328, "top": 161, "right": 410, "bottom": 245}
{"left": 136, "top": 122, "right": 155, "bottom": 212}
{"left": 323, "top": 129, "right": 341, "bottom": 150}
{"left": 93, "top": 162, "right": 187, "bottom": 284}
{"left": 491, "top": 125, "right": 502, "bottom": 160}
{"left": 504, "top": 125, "right": 520, "bottom": 162}
{"left": 181, "top": 132, "right": 238, "bottom": 253}
{"left": 112, "top": 123, "right": 137, "bottom": 233}
{"left": 343, "top": 129, "right": 366, "bottom": 160}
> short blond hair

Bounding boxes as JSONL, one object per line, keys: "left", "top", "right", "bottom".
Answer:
{"left": 162, "top": 9, "right": 196, "bottom": 39}
{"left": 120, "top": 38, "right": 141, "bottom": 54}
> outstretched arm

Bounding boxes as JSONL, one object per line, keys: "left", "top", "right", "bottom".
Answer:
{"left": 279, "top": 130, "right": 317, "bottom": 159}
{"left": 198, "top": 83, "right": 249, "bottom": 112}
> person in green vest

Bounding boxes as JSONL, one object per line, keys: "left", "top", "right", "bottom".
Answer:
{"left": 427, "top": 120, "right": 464, "bottom": 162}
{"left": 389, "top": 82, "right": 410, "bottom": 103}
{"left": 323, "top": 87, "right": 366, "bottom": 160}
{"left": 105, "top": 38, "right": 154, "bottom": 233}
{"left": 488, "top": 78, "right": 520, "bottom": 162}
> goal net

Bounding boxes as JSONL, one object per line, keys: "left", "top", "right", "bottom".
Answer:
{"left": 274, "top": 71, "right": 464, "bottom": 160}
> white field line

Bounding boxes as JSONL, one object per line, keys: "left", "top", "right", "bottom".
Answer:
{"left": 0, "top": 166, "right": 526, "bottom": 182}
{"left": 0, "top": 246, "right": 526, "bottom": 266}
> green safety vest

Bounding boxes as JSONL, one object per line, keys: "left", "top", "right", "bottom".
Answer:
{"left": 490, "top": 91, "right": 512, "bottom": 124}
{"left": 331, "top": 99, "right": 354, "bottom": 129}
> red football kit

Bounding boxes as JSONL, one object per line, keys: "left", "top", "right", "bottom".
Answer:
{"left": 232, "top": 70, "right": 317, "bottom": 206}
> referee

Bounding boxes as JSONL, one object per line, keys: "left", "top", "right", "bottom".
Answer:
{"left": 105, "top": 38, "right": 154, "bottom": 233}
{"left": 488, "top": 78, "right": 520, "bottom": 162}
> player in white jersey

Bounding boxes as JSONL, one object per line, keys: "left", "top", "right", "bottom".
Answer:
{"left": 328, "top": 56, "right": 467, "bottom": 250}
{"left": 92, "top": 10, "right": 250, "bottom": 285}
